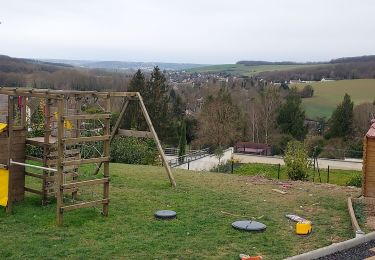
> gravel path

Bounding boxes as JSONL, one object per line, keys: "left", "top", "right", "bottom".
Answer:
{"left": 316, "top": 240, "right": 375, "bottom": 260}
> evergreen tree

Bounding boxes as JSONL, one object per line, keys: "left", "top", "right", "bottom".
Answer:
{"left": 327, "top": 93, "right": 354, "bottom": 138}
{"left": 123, "top": 69, "right": 146, "bottom": 129}
{"left": 145, "top": 66, "right": 175, "bottom": 144}
{"left": 277, "top": 88, "right": 307, "bottom": 140}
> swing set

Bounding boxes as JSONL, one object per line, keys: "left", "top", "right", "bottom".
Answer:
{"left": 0, "top": 87, "right": 176, "bottom": 226}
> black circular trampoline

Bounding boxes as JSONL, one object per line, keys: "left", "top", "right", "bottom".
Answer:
{"left": 154, "top": 210, "right": 177, "bottom": 220}
{"left": 232, "top": 220, "right": 266, "bottom": 232}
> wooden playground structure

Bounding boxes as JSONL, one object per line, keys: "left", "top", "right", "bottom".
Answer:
{"left": 0, "top": 87, "right": 176, "bottom": 226}
{"left": 363, "top": 119, "right": 375, "bottom": 197}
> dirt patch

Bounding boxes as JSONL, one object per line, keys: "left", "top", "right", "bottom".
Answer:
{"left": 239, "top": 175, "right": 361, "bottom": 195}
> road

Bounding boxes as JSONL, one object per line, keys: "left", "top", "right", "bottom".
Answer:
{"left": 175, "top": 148, "right": 233, "bottom": 171}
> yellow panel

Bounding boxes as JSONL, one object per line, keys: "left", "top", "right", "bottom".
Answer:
{"left": 0, "top": 123, "right": 7, "bottom": 134}
{"left": 54, "top": 112, "right": 73, "bottom": 130}
{"left": 0, "top": 169, "right": 9, "bottom": 207}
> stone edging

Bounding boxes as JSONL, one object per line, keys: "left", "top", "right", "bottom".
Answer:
{"left": 284, "top": 232, "right": 375, "bottom": 260}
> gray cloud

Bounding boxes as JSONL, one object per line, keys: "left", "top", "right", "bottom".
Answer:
{"left": 0, "top": 0, "right": 374, "bottom": 63}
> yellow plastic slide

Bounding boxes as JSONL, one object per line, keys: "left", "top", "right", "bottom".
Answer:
{"left": 0, "top": 123, "right": 7, "bottom": 134}
{"left": 0, "top": 169, "right": 9, "bottom": 207}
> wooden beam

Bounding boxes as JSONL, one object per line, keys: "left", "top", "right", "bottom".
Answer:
{"left": 62, "top": 113, "right": 111, "bottom": 120}
{"left": 62, "top": 135, "right": 110, "bottom": 145}
{"left": 25, "top": 171, "right": 44, "bottom": 179}
{"left": 0, "top": 87, "right": 140, "bottom": 99}
{"left": 62, "top": 178, "right": 109, "bottom": 189}
{"left": 137, "top": 93, "right": 176, "bottom": 188}
{"left": 348, "top": 197, "right": 363, "bottom": 234}
{"left": 62, "top": 157, "right": 110, "bottom": 166}
{"left": 117, "top": 129, "right": 153, "bottom": 138}
{"left": 24, "top": 187, "right": 43, "bottom": 195}
{"left": 60, "top": 199, "right": 109, "bottom": 212}
{"left": 26, "top": 137, "right": 56, "bottom": 147}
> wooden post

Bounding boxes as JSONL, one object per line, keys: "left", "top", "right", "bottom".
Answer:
{"left": 20, "top": 96, "right": 27, "bottom": 128}
{"left": 316, "top": 159, "right": 322, "bottom": 183}
{"left": 102, "top": 95, "right": 111, "bottom": 216}
{"left": 56, "top": 98, "right": 64, "bottom": 226}
{"left": 137, "top": 93, "right": 176, "bottom": 187}
{"left": 327, "top": 165, "right": 330, "bottom": 183}
{"left": 42, "top": 98, "right": 51, "bottom": 204}
{"left": 6, "top": 96, "right": 14, "bottom": 214}
{"left": 277, "top": 163, "right": 281, "bottom": 179}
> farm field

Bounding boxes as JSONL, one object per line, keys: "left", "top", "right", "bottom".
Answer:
{"left": 187, "top": 63, "right": 326, "bottom": 77}
{"left": 296, "top": 79, "right": 375, "bottom": 119}
{"left": 0, "top": 163, "right": 361, "bottom": 259}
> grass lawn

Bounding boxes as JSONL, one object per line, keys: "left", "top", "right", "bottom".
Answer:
{"left": 232, "top": 163, "right": 362, "bottom": 187}
{"left": 0, "top": 163, "right": 361, "bottom": 259}
{"left": 187, "top": 64, "right": 325, "bottom": 77}
{"left": 296, "top": 79, "right": 375, "bottom": 119}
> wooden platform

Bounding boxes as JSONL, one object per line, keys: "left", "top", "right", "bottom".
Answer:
{"left": 26, "top": 136, "right": 57, "bottom": 146}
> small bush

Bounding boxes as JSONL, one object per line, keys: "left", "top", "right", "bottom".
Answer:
{"left": 270, "top": 134, "right": 294, "bottom": 155}
{"left": 299, "top": 85, "right": 314, "bottom": 98}
{"left": 346, "top": 174, "right": 362, "bottom": 187}
{"left": 284, "top": 140, "right": 310, "bottom": 180}
{"left": 304, "top": 135, "right": 324, "bottom": 157}
{"left": 110, "top": 136, "right": 159, "bottom": 165}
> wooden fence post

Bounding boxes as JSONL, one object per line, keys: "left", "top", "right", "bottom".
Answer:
{"left": 56, "top": 98, "right": 65, "bottom": 226}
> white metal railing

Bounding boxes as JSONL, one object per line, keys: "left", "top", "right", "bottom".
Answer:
{"left": 10, "top": 159, "right": 57, "bottom": 172}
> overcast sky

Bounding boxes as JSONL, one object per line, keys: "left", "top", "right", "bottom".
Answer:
{"left": 0, "top": 0, "right": 374, "bottom": 64}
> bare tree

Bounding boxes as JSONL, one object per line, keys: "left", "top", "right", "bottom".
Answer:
{"left": 353, "top": 102, "right": 375, "bottom": 138}
{"left": 259, "top": 85, "right": 281, "bottom": 144}
{"left": 197, "top": 89, "right": 242, "bottom": 147}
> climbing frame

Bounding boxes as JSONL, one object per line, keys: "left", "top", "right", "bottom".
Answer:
{"left": 0, "top": 87, "right": 176, "bottom": 226}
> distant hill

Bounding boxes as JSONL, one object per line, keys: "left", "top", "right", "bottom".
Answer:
{"left": 187, "top": 63, "right": 326, "bottom": 77}
{"left": 236, "top": 60, "right": 324, "bottom": 66}
{"left": 329, "top": 55, "right": 375, "bottom": 64}
{"left": 42, "top": 59, "right": 208, "bottom": 71}
{"left": 0, "top": 55, "right": 73, "bottom": 73}
{"left": 189, "top": 55, "right": 375, "bottom": 80}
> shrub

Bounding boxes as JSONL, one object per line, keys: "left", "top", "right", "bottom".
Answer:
{"left": 299, "top": 85, "right": 314, "bottom": 98}
{"left": 110, "top": 136, "right": 159, "bottom": 165}
{"left": 270, "top": 134, "right": 294, "bottom": 155}
{"left": 346, "top": 174, "right": 362, "bottom": 187}
{"left": 284, "top": 140, "right": 310, "bottom": 180}
{"left": 304, "top": 135, "right": 324, "bottom": 157}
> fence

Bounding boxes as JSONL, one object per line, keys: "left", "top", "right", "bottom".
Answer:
{"left": 212, "top": 158, "right": 361, "bottom": 187}
{"left": 168, "top": 148, "right": 211, "bottom": 168}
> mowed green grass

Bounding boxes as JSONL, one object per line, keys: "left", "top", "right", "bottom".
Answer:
{"left": 0, "top": 163, "right": 360, "bottom": 259}
{"left": 296, "top": 79, "right": 375, "bottom": 119}
{"left": 187, "top": 64, "right": 326, "bottom": 77}
{"left": 232, "top": 163, "right": 361, "bottom": 186}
